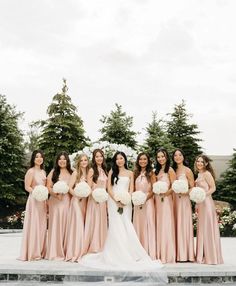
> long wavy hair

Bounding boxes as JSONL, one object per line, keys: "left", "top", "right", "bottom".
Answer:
{"left": 52, "top": 151, "right": 73, "bottom": 184}
{"left": 172, "top": 148, "right": 189, "bottom": 171}
{"left": 194, "top": 154, "right": 216, "bottom": 181}
{"left": 154, "top": 147, "right": 171, "bottom": 175}
{"left": 30, "top": 149, "right": 45, "bottom": 169}
{"left": 91, "top": 149, "right": 107, "bottom": 184}
{"left": 76, "top": 153, "right": 90, "bottom": 183}
{"left": 134, "top": 152, "right": 153, "bottom": 183}
{"left": 111, "top": 151, "right": 128, "bottom": 185}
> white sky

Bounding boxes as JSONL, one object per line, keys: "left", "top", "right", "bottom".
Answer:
{"left": 0, "top": 0, "right": 235, "bottom": 155}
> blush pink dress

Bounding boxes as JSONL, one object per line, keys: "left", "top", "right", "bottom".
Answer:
{"left": 154, "top": 171, "right": 176, "bottom": 263}
{"left": 174, "top": 173, "right": 195, "bottom": 262}
{"left": 46, "top": 173, "right": 71, "bottom": 260}
{"left": 19, "top": 168, "right": 47, "bottom": 261}
{"left": 195, "top": 172, "right": 223, "bottom": 264}
{"left": 83, "top": 168, "right": 108, "bottom": 254}
{"left": 65, "top": 177, "right": 86, "bottom": 262}
{"left": 133, "top": 173, "right": 156, "bottom": 259}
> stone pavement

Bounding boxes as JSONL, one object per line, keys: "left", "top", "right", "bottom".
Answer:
{"left": 0, "top": 231, "right": 235, "bottom": 284}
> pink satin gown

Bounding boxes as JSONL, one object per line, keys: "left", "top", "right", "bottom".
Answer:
{"left": 19, "top": 168, "right": 47, "bottom": 261}
{"left": 174, "top": 173, "right": 195, "bottom": 262}
{"left": 46, "top": 175, "right": 71, "bottom": 260}
{"left": 195, "top": 172, "right": 223, "bottom": 264}
{"left": 65, "top": 177, "right": 86, "bottom": 262}
{"left": 155, "top": 172, "right": 176, "bottom": 263}
{"left": 83, "top": 168, "right": 108, "bottom": 254}
{"left": 133, "top": 174, "right": 156, "bottom": 259}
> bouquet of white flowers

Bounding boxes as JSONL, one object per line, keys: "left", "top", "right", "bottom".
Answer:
{"left": 74, "top": 181, "right": 91, "bottom": 198}
{"left": 53, "top": 181, "right": 69, "bottom": 194}
{"left": 189, "top": 187, "right": 206, "bottom": 203}
{"left": 152, "top": 181, "right": 168, "bottom": 202}
{"left": 32, "top": 185, "right": 48, "bottom": 201}
{"left": 132, "top": 191, "right": 147, "bottom": 209}
{"left": 114, "top": 190, "right": 131, "bottom": 214}
{"left": 92, "top": 188, "right": 108, "bottom": 203}
{"left": 172, "top": 179, "right": 189, "bottom": 197}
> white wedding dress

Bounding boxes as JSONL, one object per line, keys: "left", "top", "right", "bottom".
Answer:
{"left": 79, "top": 177, "right": 167, "bottom": 282}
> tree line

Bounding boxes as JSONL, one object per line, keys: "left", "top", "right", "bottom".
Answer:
{"left": 0, "top": 79, "right": 235, "bottom": 209}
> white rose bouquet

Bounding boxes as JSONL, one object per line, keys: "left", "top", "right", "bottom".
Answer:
{"left": 172, "top": 179, "right": 189, "bottom": 198}
{"left": 74, "top": 181, "right": 91, "bottom": 199}
{"left": 53, "top": 181, "right": 69, "bottom": 194}
{"left": 32, "top": 185, "right": 48, "bottom": 202}
{"left": 152, "top": 181, "right": 168, "bottom": 202}
{"left": 114, "top": 190, "right": 131, "bottom": 214}
{"left": 189, "top": 187, "right": 206, "bottom": 203}
{"left": 132, "top": 191, "right": 147, "bottom": 209}
{"left": 92, "top": 188, "right": 108, "bottom": 203}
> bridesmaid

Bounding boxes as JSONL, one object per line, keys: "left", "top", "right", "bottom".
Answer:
{"left": 83, "top": 149, "right": 108, "bottom": 254}
{"left": 65, "top": 153, "right": 90, "bottom": 262}
{"left": 195, "top": 154, "right": 223, "bottom": 264}
{"left": 172, "top": 148, "right": 195, "bottom": 262}
{"left": 19, "top": 150, "right": 47, "bottom": 261}
{"left": 153, "top": 147, "right": 176, "bottom": 263}
{"left": 133, "top": 152, "right": 156, "bottom": 259}
{"left": 46, "top": 151, "right": 73, "bottom": 260}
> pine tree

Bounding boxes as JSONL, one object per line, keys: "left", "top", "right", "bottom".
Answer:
{"left": 24, "top": 121, "right": 41, "bottom": 153}
{"left": 0, "top": 95, "right": 26, "bottom": 207}
{"left": 38, "top": 79, "right": 89, "bottom": 171}
{"left": 99, "top": 103, "right": 138, "bottom": 149}
{"left": 214, "top": 149, "right": 236, "bottom": 208}
{"left": 142, "top": 112, "right": 174, "bottom": 160}
{"left": 166, "top": 100, "right": 202, "bottom": 169}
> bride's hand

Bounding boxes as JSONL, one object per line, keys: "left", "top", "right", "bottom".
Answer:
{"left": 117, "top": 202, "right": 124, "bottom": 208}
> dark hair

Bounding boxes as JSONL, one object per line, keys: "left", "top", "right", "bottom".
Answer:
{"left": 194, "top": 154, "right": 216, "bottom": 181}
{"left": 154, "top": 147, "right": 170, "bottom": 175}
{"left": 91, "top": 149, "right": 107, "bottom": 184}
{"left": 52, "top": 151, "right": 73, "bottom": 184}
{"left": 134, "top": 152, "right": 153, "bottom": 182}
{"left": 111, "top": 151, "right": 128, "bottom": 185}
{"left": 30, "top": 149, "right": 45, "bottom": 169}
{"left": 172, "top": 148, "right": 189, "bottom": 171}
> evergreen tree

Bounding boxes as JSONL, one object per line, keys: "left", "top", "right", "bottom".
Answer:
{"left": 166, "top": 100, "right": 202, "bottom": 169}
{"left": 214, "top": 149, "right": 236, "bottom": 208}
{"left": 38, "top": 79, "right": 89, "bottom": 172}
{"left": 24, "top": 121, "right": 41, "bottom": 153}
{"left": 0, "top": 95, "right": 25, "bottom": 207}
{"left": 99, "top": 103, "right": 138, "bottom": 149}
{"left": 142, "top": 112, "right": 174, "bottom": 160}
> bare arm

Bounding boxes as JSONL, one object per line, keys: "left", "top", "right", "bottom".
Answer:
{"left": 87, "top": 168, "right": 94, "bottom": 189}
{"left": 24, "top": 169, "right": 34, "bottom": 193}
{"left": 186, "top": 168, "right": 195, "bottom": 194}
{"left": 204, "top": 171, "right": 216, "bottom": 196}
{"left": 165, "top": 167, "right": 176, "bottom": 196}
{"left": 129, "top": 171, "right": 134, "bottom": 194}
{"left": 69, "top": 170, "right": 77, "bottom": 196}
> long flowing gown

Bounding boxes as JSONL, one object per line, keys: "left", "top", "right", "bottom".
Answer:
{"left": 195, "top": 172, "right": 223, "bottom": 264}
{"left": 46, "top": 175, "right": 71, "bottom": 260}
{"left": 83, "top": 168, "right": 108, "bottom": 254}
{"left": 155, "top": 172, "right": 176, "bottom": 263}
{"left": 19, "top": 168, "right": 47, "bottom": 261}
{"left": 65, "top": 177, "right": 85, "bottom": 262}
{"left": 79, "top": 176, "right": 167, "bottom": 284}
{"left": 174, "top": 173, "right": 195, "bottom": 262}
{"left": 133, "top": 174, "right": 156, "bottom": 259}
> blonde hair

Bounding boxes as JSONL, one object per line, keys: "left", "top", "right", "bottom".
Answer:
{"left": 194, "top": 154, "right": 216, "bottom": 181}
{"left": 75, "top": 153, "right": 90, "bottom": 182}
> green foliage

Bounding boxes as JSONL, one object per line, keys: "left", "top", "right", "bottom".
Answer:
{"left": 99, "top": 103, "right": 138, "bottom": 149}
{"left": 166, "top": 100, "right": 202, "bottom": 169}
{"left": 0, "top": 95, "right": 26, "bottom": 207}
{"left": 38, "top": 79, "right": 89, "bottom": 172}
{"left": 141, "top": 112, "right": 174, "bottom": 160}
{"left": 215, "top": 149, "right": 236, "bottom": 208}
{"left": 24, "top": 121, "right": 41, "bottom": 153}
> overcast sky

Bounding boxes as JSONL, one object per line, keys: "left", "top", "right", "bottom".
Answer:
{"left": 0, "top": 0, "right": 235, "bottom": 155}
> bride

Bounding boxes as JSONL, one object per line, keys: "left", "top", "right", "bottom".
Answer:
{"left": 79, "top": 151, "right": 166, "bottom": 281}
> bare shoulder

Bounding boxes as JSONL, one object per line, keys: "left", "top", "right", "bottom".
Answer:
{"left": 204, "top": 170, "right": 213, "bottom": 179}
{"left": 128, "top": 170, "right": 133, "bottom": 177}
{"left": 168, "top": 167, "right": 175, "bottom": 175}
{"left": 88, "top": 168, "right": 94, "bottom": 175}
{"left": 185, "top": 167, "right": 194, "bottom": 175}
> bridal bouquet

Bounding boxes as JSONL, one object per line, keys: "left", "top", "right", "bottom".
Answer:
{"left": 74, "top": 181, "right": 91, "bottom": 198}
{"left": 132, "top": 191, "right": 147, "bottom": 209}
{"left": 152, "top": 181, "right": 168, "bottom": 202}
{"left": 92, "top": 188, "right": 108, "bottom": 203}
{"left": 32, "top": 185, "right": 48, "bottom": 201}
{"left": 189, "top": 187, "right": 206, "bottom": 203}
{"left": 53, "top": 181, "right": 69, "bottom": 194}
{"left": 114, "top": 191, "right": 131, "bottom": 214}
{"left": 172, "top": 179, "right": 189, "bottom": 198}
